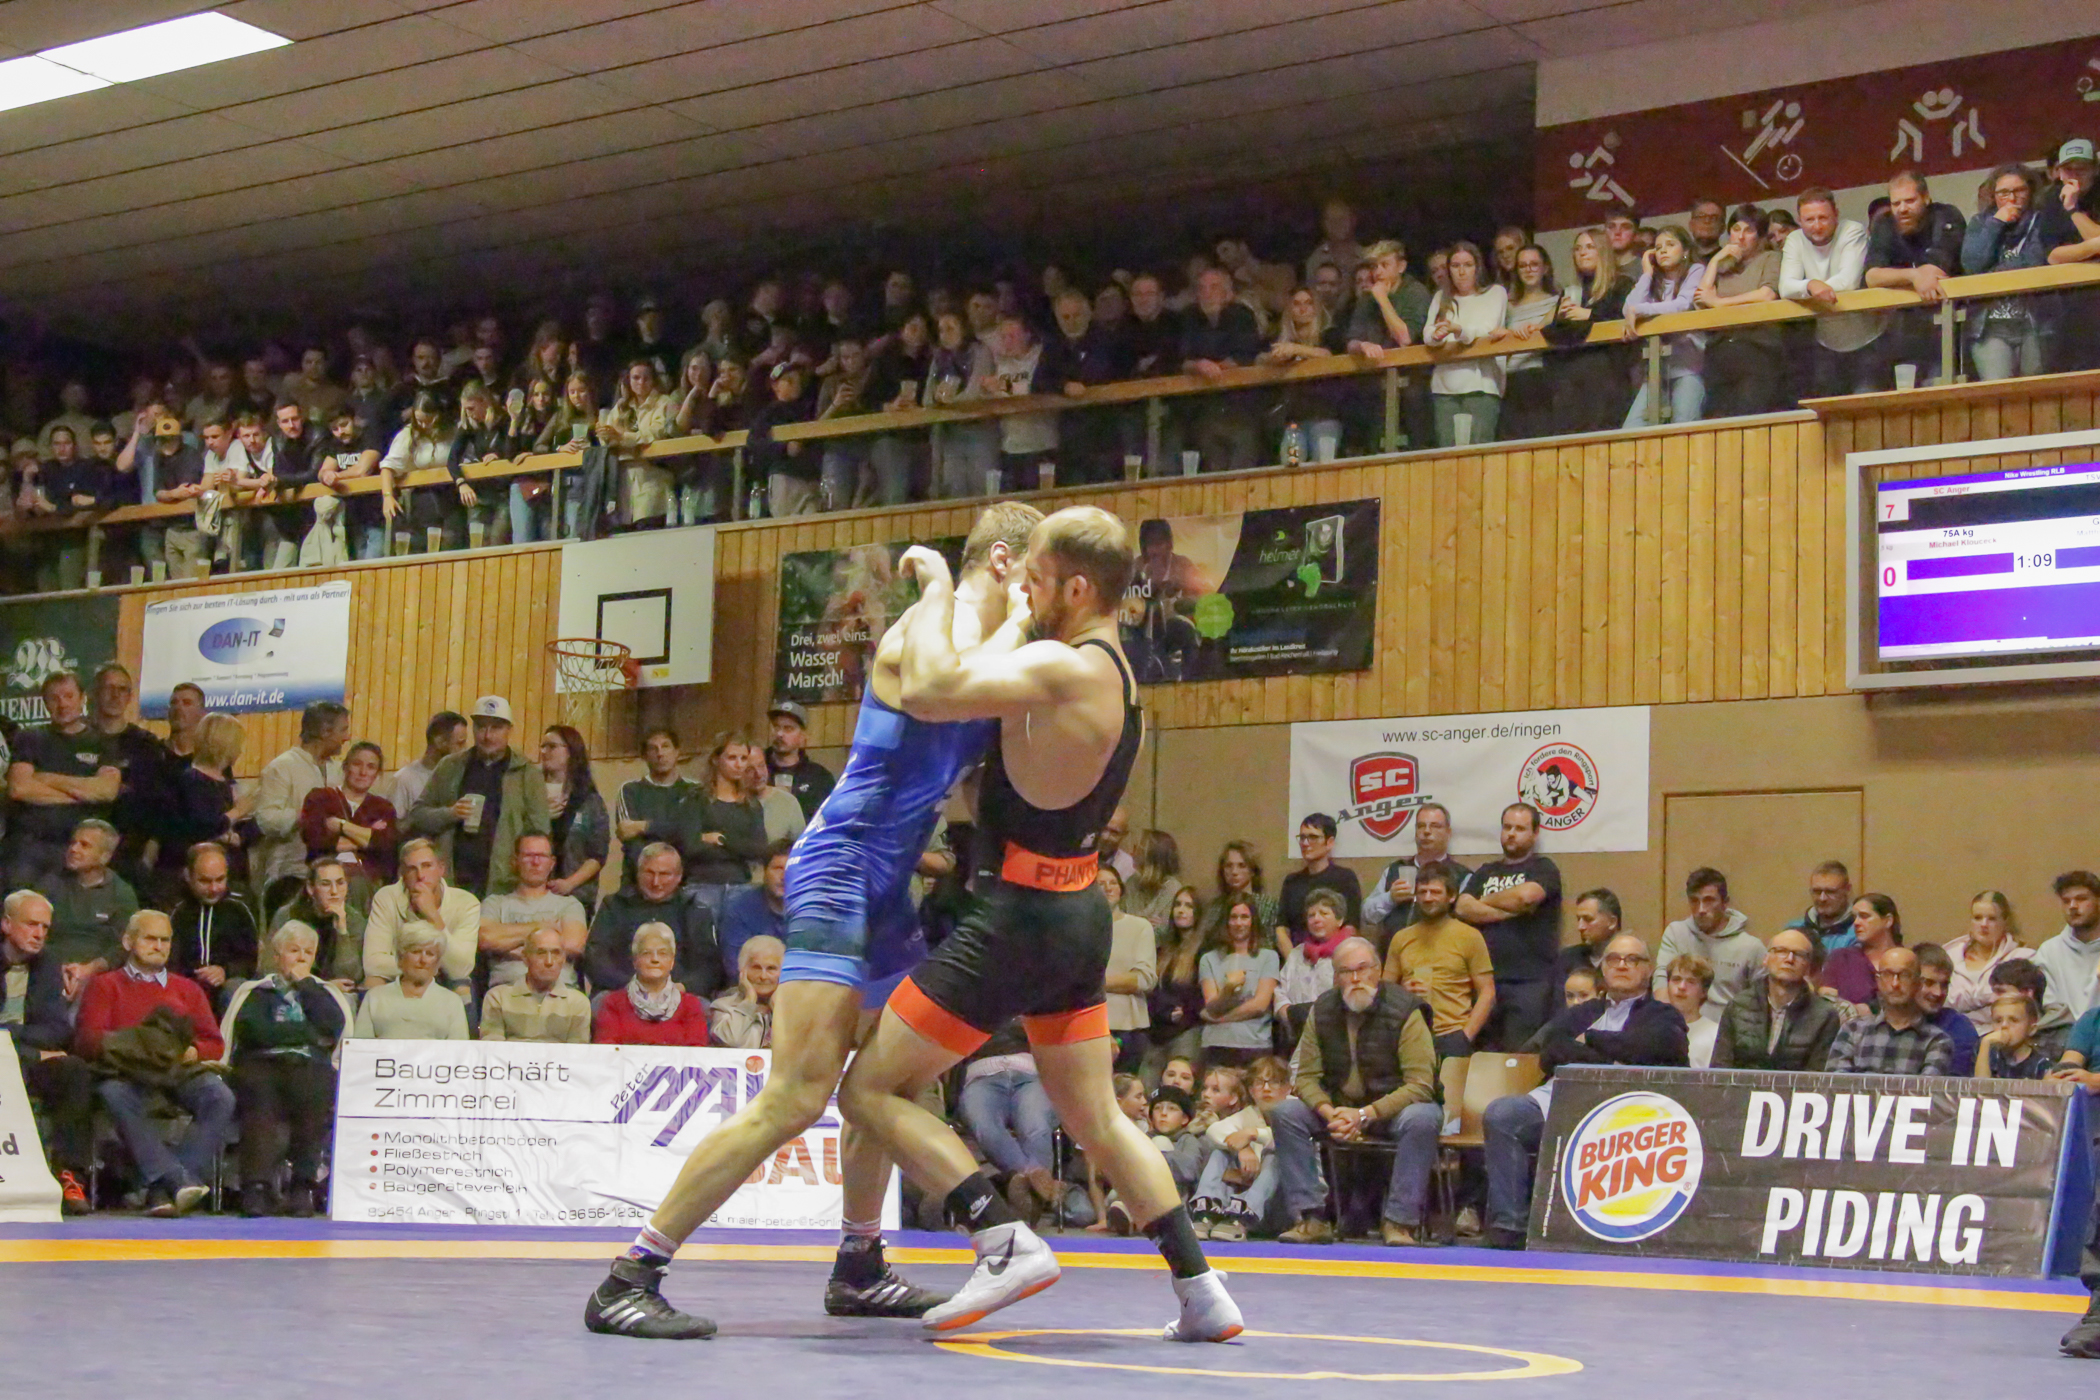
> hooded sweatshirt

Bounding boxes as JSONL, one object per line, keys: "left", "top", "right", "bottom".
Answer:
{"left": 2030, "top": 925, "right": 2100, "bottom": 1023}
{"left": 1652, "top": 908, "right": 1761, "bottom": 1016}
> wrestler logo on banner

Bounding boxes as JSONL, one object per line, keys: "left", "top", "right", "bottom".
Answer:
{"left": 1341, "top": 752, "right": 1429, "bottom": 841}
{"left": 1519, "top": 742, "right": 1602, "bottom": 832}
{"left": 1560, "top": 1092, "right": 1704, "bottom": 1242}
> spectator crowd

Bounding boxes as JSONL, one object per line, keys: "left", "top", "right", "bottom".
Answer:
{"left": 2, "top": 141, "right": 2097, "bottom": 593}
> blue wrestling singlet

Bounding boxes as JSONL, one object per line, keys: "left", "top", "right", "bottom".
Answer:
{"left": 778, "top": 687, "right": 994, "bottom": 1002}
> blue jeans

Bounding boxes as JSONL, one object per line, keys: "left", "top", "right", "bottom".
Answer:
{"left": 98, "top": 1073, "right": 238, "bottom": 1190}
{"left": 1483, "top": 1093, "right": 1546, "bottom": 1235}
{"left": 958, "top": 1069, "right": 1056, "bottom": 1176}
{"left": 1623, "top": 372, "right": 1705, "bottom": 428}
{"left": 1271, "top": 1094, "right": 1442, "bottom": 1228}
{"left": 1195, "top": 1143, "right": 1280, "bottom": 1220}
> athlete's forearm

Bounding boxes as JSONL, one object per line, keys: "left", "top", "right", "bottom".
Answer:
{"left": 899, "top": 575, "right": 963, "bottom": 702}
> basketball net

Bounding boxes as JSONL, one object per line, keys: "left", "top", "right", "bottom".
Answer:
{"left": 548, "top": 637, "right": 639, "bottom": 754}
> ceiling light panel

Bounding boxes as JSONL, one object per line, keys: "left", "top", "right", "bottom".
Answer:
{"left": 41, "top": 12, "right": 288, "bottom": 83}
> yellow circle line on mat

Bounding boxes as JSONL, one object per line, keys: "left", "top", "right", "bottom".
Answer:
{"left": 932, "top": 1328, "right": 1584, "bottom": 1382}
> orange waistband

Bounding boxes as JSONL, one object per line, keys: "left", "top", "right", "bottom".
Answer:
{"left": 998, "top": 842, "right": 1100, "bottom": 892}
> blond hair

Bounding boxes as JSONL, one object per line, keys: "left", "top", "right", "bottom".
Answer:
{"left": 961, "top": 501, "right": 1044, "bottom": 574}
{"left": 194, "top": 712, "right": 245, "bottom": 771}
{"left": 1032, "top": 506, "right": 1135, "bottom": 608}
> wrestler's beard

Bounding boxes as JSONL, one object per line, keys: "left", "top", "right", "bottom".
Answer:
{"left": 1031, "top": 588, "right": 1072, "bottom": 641}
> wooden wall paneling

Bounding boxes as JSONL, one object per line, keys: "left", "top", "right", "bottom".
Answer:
{"left": 1767, "top": 420, "right": 1797, "bottom": 698}
{"left": 1711, "top": 428, "right": 1743, "bottom": 702}
{"left": 1477, "top": 453, "right": 1507, "bottom": 715}
{"left": 1794, "top": 419, "right": 1826, "bottom": 697}
{"left": 1430, "top": 455, "right": 1459, "bottom": 715}
{"left": 1822, "top": 416, "right": 1851, "bottom": 695}
{"left": 1549, "top": 445, "right": 1579, "bottom": 705}
{"left": 1578, "top": 441, "right": 1609, "bottom": 709}
{"left": 1684, "top": 431, "right": 1713, "bottom": 703}
{"left": 1529, "top": 448, "right": 1559, "bottom": 710}
{"left": 1502, "top": 450, "right": 1533, "bottom": 710}
{"left": 1608, "top": 442, "right": 1639, "bottom": 706}
{"left": 1738, "top": 427, "right": 1771, "bottom": 698}
{"left": 1657, "top": 434, "right": 1688, "bottom": 705}
{"left": 2061, "top": 389, "right": 2094, "bottom": 434}
{"left": 1453, "top": 456, "right": 1481, "bottom": 714}
{"left": 1405, "top": 457, "right": 1434, "bottom": 716}
{"left": 1334, "top": 466, "right": 1365, "bottom": 722}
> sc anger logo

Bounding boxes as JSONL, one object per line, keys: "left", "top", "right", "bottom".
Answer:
{"left": 1518, "top": 742, "right": 1600, "bottom": 832}
{"left": 1559, "top": 1092, "right": 1703, "bottom": 1242}
{"left": 1340, "top": 752, "right": 1429, "bottom": 842}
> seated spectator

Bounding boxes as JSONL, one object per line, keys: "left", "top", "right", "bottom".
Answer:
{"left": 1552, "top": 887, "right": 1621, "bottom": 991}
{"left": 708, "top": 934, "right": 782, "bottom": 1049}
{"left": 170, "top": 843, "right": 261, "bottom": 1013}
{"left": 6, "top": 670, "right": 121, "bottom": 889}
{"left": 156, "top": 713, "right": 251, "bottom": 895}
{"left": 1120, "top": 829, "right": 1186, "bottom": 939}
{"left": 299, "top": 739, "right": 398, "bottom": 890}
{"left": 1712, "top": 929, "right": 1840, "bottom": 1071}
{"left": 1096, "top": 866, "right": 1158, "bottom": 1061}
{"left": 352, "top": 924, "right": 470, "bottom": 1040}
{"left": 1826, "top": 946, "right": 1953, "bottom": 1075}
{"left": 718, "top": 839, "right": 789, "bottom": 979}
{"left": 253, "top": 699, "right": 351, "bottom": 912}
{"left": 36, "top": 818, "right": 138, "bottom": 1001}
{"left": 407, "top": 694, "right": 550, "bottom": 900}
{"left": 1199, "top": 896, "right": 1280, "bottom": 1068}
{"left": 1988, "top": 957, "right": 2070, "bottom": 1056}
{"left": 218, "top": 923, "right": 349, "bottom": 1216}
{"left": 540, "top": 724, "right": 610, "bottom": 915}
{"left": 361, "top": 838, "right": 481, "bottom": 993}
{"left": 479, "top": 832, "right": 587, "bottom": 989}
{"left": 1978, "top": 992, "right": 2053, "bottom": 1079}
{"left": 1786, "top": 860, "right": 1856, "bottom": 951}
{"left": 956, "top": 1020, "right": 1060, "bottom": 1227}
{"left": 1560, "top": 964, "right": 1600, "bottom": 1009}
{"left": 270, "top": 857, "right": 366, "bottom": 989}
{"left": 1084, "top": 1073, "right": 1152, "bottom": 1232}
{"left": 0, "top": 890, "right": 95, "bottom": 1212}
{"left": 1912, "top": 942, "right": 1981, "bottom": 1073}
{"left": 1481, "top": 934, "right": 1687, "bottom": 1249}
{"left": 596, "top": 922, "right": 712, "bottom": 1046}
{"left": 585, "top": 843, "right": 721, "bottom": 997}
{"left": 1274, "top": 936, "right": 1441, "bottom": 1247}
{"left": 1382, "top": 861, "right": 1495, "bottom": 1059}
{"left": 75, "top": 911, "right": 236, "bottom": 1217}
{"left": 1946, "top": 889, "right": 2034, "bottom": 1031}
{"left": 1188, "top": 1064, "right": 1276, "bottom": 1241}
{"left": 1821, "top": 892, "right": 1902, "bottom": 1009}
{"left": 1653, "top": 867, "right": 1761, "bottom": 1015}
{"left": 1662, "top": 954, "right": 1718, "bottom": 1068}
{"left": 481, "top": 926, "right": 592, "bottom": 1043}
{"left": 1276, "top": 889, "right": 1349, "bottom": 1028}
{"left": 2033, "top": 870, "right": 2100, "bottom": 1025}
{"left": 1143, "top": 1084, "right": 1205, "bottom": 1207}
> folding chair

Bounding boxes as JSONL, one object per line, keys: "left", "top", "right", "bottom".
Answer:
{"left": 1431, "top": 1052, "right": 1543, "bottom": 1241}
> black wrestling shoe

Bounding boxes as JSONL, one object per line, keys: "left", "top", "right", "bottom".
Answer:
{"left": 585, "top": 1258, "right": 717, "bottom": 1340}
{"left": 825, "top": 1265, "right": 953, "bottom": 1319}
{"left": 2063, "top": 1296, "right": 2100, "bottom": 1359}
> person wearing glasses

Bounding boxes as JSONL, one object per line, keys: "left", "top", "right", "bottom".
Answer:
{"left": 1824, "top": 946, "right": 1953, "bottom": 1076}
{"left": 1478, "top": 932, "right": 1688, "bottom": 1250}
{"left": 1711, "top": 929, "right": 1841, "bottom": 1071}
{"left": 1274, "top": 814, "right": 1362, "bottom": 959}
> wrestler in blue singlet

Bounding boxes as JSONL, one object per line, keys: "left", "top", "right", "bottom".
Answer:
{"left": 778, "top": 686, "right": 994, "bottom": 1003}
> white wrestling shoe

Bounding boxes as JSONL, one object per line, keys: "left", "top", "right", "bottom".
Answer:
{"left": 921, "top": 1222, "right": 1061, "bottom": 1332}
{"left": 1163, "top": 1269, "right": 1243, "bottom": 1343}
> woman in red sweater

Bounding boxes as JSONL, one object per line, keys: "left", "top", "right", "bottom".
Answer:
{"left": 299, "top": 741, "right": 399, "bottom": 891}
{"left": 595, "top": 922, "right": 710, "bottom": 1046}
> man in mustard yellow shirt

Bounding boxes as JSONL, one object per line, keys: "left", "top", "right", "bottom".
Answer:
{"left": 1382, "top": 862, "right": 1495, "bottom": 1058}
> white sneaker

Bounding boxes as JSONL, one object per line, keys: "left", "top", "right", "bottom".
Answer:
{"left": 1163, "top": 1269, "right": 1243, "bottom": 1343}
{"left": 921, "top": 1222, "right": 1061, "bottom": 1332}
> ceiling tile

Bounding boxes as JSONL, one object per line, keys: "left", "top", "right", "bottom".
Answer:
{"left": 669, "top": 36, "right": 1041, "bottom": 133}
{"left": 212, "top": 45, "right": 578, "bottom": 141}
{"left": 588, "top": 4, "right": 982, "bottom": 105}
{"left": 129, "top": 15, "right": 490, "bottom": 112}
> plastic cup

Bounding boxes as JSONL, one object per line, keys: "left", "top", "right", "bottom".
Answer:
{"left": 462, "top": 794, "right": 486, "bottom": 834}
{"left": 150, "top": 560, "right": 168, "bottom": 582}
{"left": 1123, "top": 453, "right": 1143, "bottom": 480}
{"left": 425, "top": 526, "right": 444, "bottom": 553}
{"left": 982, "top": 468, "right": 1002, "bottom": 497}
{"left": 1037, "top": 463, "right": 1056, "bottom": 492}
{"left": 1452, "top": 413, "right": 1474, "bottom": 447}
{"left": 84, "top": 569, "right": 101, "bottom": 590}
{"left": 1181, "top": 449, "right": 1201, "bottom": 476}
{"left": 1894, "top": 363, "right": 1919, "bottom": 391}
{"left": 191, "top": 561, "right": 211, "bottom": 580}
{"left": 467, "top": 520, "right": 486, "bottom": 548}
{"left": 392, "top": 532, "right": 411, "bottom": 557}
{"left": 129, "top": 565, "right": 146, "bottom": 585}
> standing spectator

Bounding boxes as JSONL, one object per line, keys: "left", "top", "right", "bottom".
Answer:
{"left": 1696, "top": 205, "right": 1785, "bottom": 417}
{"left": 1342, "top": 240, "right": 1434, "bottom": 450}
{"left": 1199, "top": 896, "right": 1281, "bottom": 1069}
{"left": 1096, "top": 866, "right": 1158, "bottom": 1059}
{"left": 1685, "top": 197, "right": 1727, "bottom": 259}
{"left": 813, "top": 336, "right": 877, "bottom": 510}
{"left": 37, "top": 820, "right": 138, "bottom": 998}
{"left": 0, "top": 890, "right": 95, "bottom": 1212}
{"left": 1479, "top": 934, "right": 1687, "bottom": 1249}
{"left": 252, "top": 699, "right": 350, "bottom": 908}
{"left": 598, "top": 360, "right": 676, "bottom": 531}
{"left": 1044, "top": 289, "right": 1124, "bottom": 482}
{"left": 1146, "top": 889, "right": 1209, "bottom": 1082}
{"left": 75, "top": 911, "right": 236, "bottom": 1217}
{"left": 1945, "top": 890, "right": 2034, "bottom": 1032}
{"left": 584, "top": 844, "right": 721, "bottom": 997}
{"left": 708, "top": 934, "right": 783, "bottom": 1049}
{"left": 2040, "top": 138, "right": 2100, "bottom": 373}
{"left": 1275, "top": 814, "right": 1361, "bottom": 955}
{"left": 1179, "top": 266, "right": 1266, "bottom": 473}
{"left": 1712, "top": 929, "right": 1841, "bottom": 1071}
{"left": 617, "top": 727, "right": 696, "bottom": 881}
{"left": 1786, "top": 860, "right": 1856, "bottom": 951}
{"left": 1360, "top": 803, "right": 1467, "bottom": 960}
{"left": 1620, "top": 226, "right": 1707, "bottom": 427}
{"left": 978, "top": 314, "right": 1059, "bottom": 489}
{"left": 1910, "top": 942, "right": 1980, "bottom": 1073}
{"left": 1201, "top": 840, "right": 1274, "bottom": 949}
{"left": 1821, "top": 891, "right": 1902, "bottom": 1009}
{"left": 740, "top": 733, "right": 804, "bottom": 845}
{"left": 156, "top": 713, "right": 250, "bottom": 902}
{"left": 408, "top": 695, "right": 550, "bottom": 899}
{"left": 1382, "top": 862, "right": 1495, "bottom": 1058}
{"left": 1961, "top": 163, "right": 2051, "bottom": 381}
{"left": 270, "top": 857, "right": 366, "bottom": 989}
{"left": 925, "top": 310, "right": 997, "bottom": 499}
{"left": 1273, "top": 936, "right": 1441, "bottom": 1247}
{"left": 717, "top": 839, "right": 789, "bottom": 980}
{"left": 1423, "top": 242, "right": 1509, "bottom": 446}
{"left": 351, "top": 924, "right": 469, "bottom": 1041}
{"left": 85, "top": 664, "right": 165, "bottom": 881}
{"left": 540, "top": 724, "right": 609, "bottom": 914}
{"left": 763, "top": 701, "right": 834, "bottom": 821}
{"left": 1304, "top": 196, "right": 1363, "bottom": 287}
{"left": 481, "top": 926, "right": 592, "bottom": 1043}
{"left": 1553, "top": 888, "right": 1622, "bottom": 991}
{"left": 298, "top": 739, "right": 398, "bottom": 891}
{"left": 386, "top": 711, "right": 468, "bottom": 818}
{"left": 1652, "top": 867, "right": 1762, "bottom": 1015}
{"left": 1544, "top": 227, "right": 1636, "bottom": 434}
{"left": 1262, "top": 287, "right": 1348, "bottom": 464}
{"left": 1491, "top": 245, "right": 1559, "bottom": 441}
{"left": 1863, "top": 170, "right": 1967, "bottom": 385}
{"left": 1454, "top": 803, "right": 1563, "bottom": 1051}
{"left": 169, "top": 843, "right": 261, "bottom": 1012}
{"left": 1825, "top": 946, "right": 1953, "bottom": 1075}
{"left": 681, "top": 734, "right": 768, "bottom": 913}
{"left": 2034, "top": 871, "right": 2100, "bottom": 1024}
{"left": 218, "top": 922, "right": 349, "bottom": 1216}
{"left": 1121, "top": 828, "right": 1186, "bottom": 939}
{"left": 1661, "top": 954, "right": 1719, "bottom": 1067}
{"left": 596, "top": 923, "right": 712, "bottom": 1046}
{"left": 1779, "top": 187, "right": 1876, "bottom": 396}
{"left": 361, "top": 839, "right": 481, "bottom": 993}
{"left": 377, "top": 391, "right": 456, "bottom": 553}
{"left": 6, "top": 671, "right": 120, "bottom": 888}
{"left": 479, "top": 832, "right": 588, "bottom": 990}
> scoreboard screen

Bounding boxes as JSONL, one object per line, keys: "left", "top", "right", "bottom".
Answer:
{"left": 1875, "top": 463, "right": 2100, "bottom": 662}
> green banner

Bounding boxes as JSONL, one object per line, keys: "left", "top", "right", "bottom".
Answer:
{"left": 0, "top": 594, "right": 122, "bottom": 724}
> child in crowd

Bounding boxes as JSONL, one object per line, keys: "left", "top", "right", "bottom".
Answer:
{"left": 1979, "top": 992, "right": 2054, "bottom": 1079}
{"left": 1190, "top": 1065, "right": 1277, "bottom": 1241}
{"left": 1563, "top": 965, "right": 1601, "bottom": 1008}
{"left": 1084, "top": 1075, "right": 1153, "bottom": 1232}
{"left": 1146, "top": 1085, "right": 1204, "bottom": 1200}
{"left": 1988, "top": 959, "right": 2071, "bottom": 1058}
{"left": 1160, "top": 1056, "right": 1198, "bottom": 1094}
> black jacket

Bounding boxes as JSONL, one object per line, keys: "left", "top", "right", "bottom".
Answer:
{"left": 1535, "top": 993, "right": 1688, "bottom": 1077}
{"left": 169, "top": 894, "right": 260, "bottom": 988}
{"left": 1711, "top": 973, "right": 1843, "bottom": 1072}
{"left": 0, "top": 946, "right": 72, "bottom": 1051}
{"left": 583, "top": 887, "right": 723, "bottom": 999}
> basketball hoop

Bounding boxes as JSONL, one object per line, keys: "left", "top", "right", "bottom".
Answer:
{"left": 548, "top": 637, "right": 640, "bottom": 744}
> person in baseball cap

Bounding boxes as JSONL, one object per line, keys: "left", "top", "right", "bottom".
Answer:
{"left": 409, "top": 694, "right": 550, "bottom": 898}
{"left": 765, "top": 698, "right": 834, "bottom": 820}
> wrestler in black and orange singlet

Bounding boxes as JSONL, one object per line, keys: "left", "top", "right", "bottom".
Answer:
{"left": 892, "top": 638, "right": 1144, "bottom": 1053}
